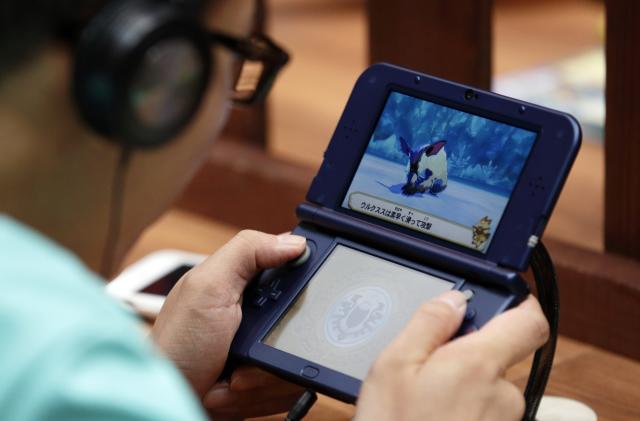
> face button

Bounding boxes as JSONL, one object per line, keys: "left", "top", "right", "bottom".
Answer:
{"left": 268, "top": 289, "right": 282, "bottom": 301}
{"left": 269, "top": 278, "right": 281, "bottom": 289}
{"left": 251, "top": 295, "right": 268, "bottom": 307}
{"left": 464, "top": 307, "right": 477, "bottom": 321}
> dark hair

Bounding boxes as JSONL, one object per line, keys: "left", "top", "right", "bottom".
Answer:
{"left": 0, "top": 1, "right": 106, "bottom": 78}
{"left": 0, "top": 1, "right": 210, "bottom": 79}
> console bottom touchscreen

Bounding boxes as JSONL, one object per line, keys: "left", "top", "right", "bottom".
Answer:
{"left": 263, "top": 245, "right": 454, "bottom": 380}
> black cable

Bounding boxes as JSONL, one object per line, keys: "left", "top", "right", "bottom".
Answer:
{"left": 522, "top": 241, "right": 559, "bottom": 421}
{"left": 284, "top": 389, "right": 318, "bottom": 421}
{"left": 100, "top": 146, "right": 132, "bottom": 277}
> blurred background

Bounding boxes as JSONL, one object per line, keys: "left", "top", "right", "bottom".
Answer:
{"left": 130, "top": 0, "right": 606, "bottom": 256}
{"left": 124, "top": 1, "right": 640, "bottom": 418}
{"left": 267, "top": 0, "right": 605, "bottom": 251}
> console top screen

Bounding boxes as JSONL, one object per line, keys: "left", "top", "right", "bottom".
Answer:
{"left": 342, "top": 91, "right": 537, "bottom": 252}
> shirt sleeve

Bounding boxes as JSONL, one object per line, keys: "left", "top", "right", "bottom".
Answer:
{"left": 15, "top": 322, "right": 208, "bottom": 421}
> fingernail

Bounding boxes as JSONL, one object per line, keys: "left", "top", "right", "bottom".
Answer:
{"left": 438, "top": 291, "right": 467, "bottom": 314}
{"left": 277, "top": 234, "right": 306, "bottom": 248}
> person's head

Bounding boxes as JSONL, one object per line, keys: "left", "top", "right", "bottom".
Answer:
{"left": 0, "top": 0, "right": 271, "bottom": 274}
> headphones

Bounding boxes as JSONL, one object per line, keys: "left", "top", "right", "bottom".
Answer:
{"left": 73, "top": 0, "right": 212, "bottom": 148}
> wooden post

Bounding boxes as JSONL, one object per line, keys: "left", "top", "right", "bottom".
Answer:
{"left": 605, "top": 0, "right": 640, "bottom": 260}
{"left": 218, "top": 0, "right": 267, "bottom": 148}
{"left": 367, "top": 0, "right": 493, "bottom": 89}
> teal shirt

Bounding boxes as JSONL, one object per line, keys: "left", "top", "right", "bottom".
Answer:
{"left": 0, "top": 215, "right": 206, "bottom": 421}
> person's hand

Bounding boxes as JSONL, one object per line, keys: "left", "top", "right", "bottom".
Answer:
{"left": 151, "top": 230, "right": 307, "bottom": 397}
{"left": 354, "top": 293, "right": 549, "bottom": 421}
{"left": 202, "top": 366, "right": 304, "bottom": 420}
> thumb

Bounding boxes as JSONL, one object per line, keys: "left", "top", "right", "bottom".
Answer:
{"left": 380, "top": 291, "right": 467, "bottom": 366}
{"left": 193, "top": 230, "right": 306, "bottom": 295}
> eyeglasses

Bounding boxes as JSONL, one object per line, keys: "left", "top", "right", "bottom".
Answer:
{"left": 58, "top": 12, "right": 290, "bottom": 108}
{"left": 208, "top": 31, "right": 290, "bottom": 106}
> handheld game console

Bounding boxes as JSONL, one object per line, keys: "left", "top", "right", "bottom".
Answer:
{"left": 229, "top": 63, "right": 581, "bottom": 403}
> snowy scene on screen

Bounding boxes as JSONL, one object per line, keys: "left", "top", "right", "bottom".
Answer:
{"left": 342, "top": 91, "right": 537, "bottom": 252}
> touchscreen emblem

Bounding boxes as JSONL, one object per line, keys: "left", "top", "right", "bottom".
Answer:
{"left": 324, "top": 286, "right": 392, "bottom": 347}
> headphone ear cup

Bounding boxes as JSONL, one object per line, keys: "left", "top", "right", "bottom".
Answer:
{"left": 73, "top": 0, "right": 212, "bottom": 148}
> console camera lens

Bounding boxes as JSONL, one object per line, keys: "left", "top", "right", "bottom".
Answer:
{"left": 464, "top": 89, "right": 475, "bottom": 100}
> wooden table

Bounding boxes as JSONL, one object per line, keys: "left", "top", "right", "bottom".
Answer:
{"left": 125, "top": 210, "right": 640, "bottom": 421}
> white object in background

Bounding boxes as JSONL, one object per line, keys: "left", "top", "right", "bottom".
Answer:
{"left": 107, "top": 249, "right": 206, "bottom": 318}
{"left": 536, "top": 396, "right": 597, "bottom": 421}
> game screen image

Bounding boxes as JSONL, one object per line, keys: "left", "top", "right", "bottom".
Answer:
{"left": 263, "top": 245, "right": 455, "bottom": 380}
{"left": 342, "top": 91, "right": 537, "bottom": 252}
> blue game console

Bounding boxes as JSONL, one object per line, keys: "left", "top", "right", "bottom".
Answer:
{"left": 229, "top": 63, "right": 581, "bottom": 403}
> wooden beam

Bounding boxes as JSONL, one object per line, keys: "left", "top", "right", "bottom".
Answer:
{"left": 175, "top": 140, "right": 314, "bottom": 234}
{"left": 217, "top": 0, "right": 267, "bottom": 148}
{"left": 604, "top": 0, "right": 640, "bottom": 260}
{"left": 542, "top": 238, "right": 640, "bottom": 361}
{"left": 367, "top": 0, "right": 493, "bottom": 89}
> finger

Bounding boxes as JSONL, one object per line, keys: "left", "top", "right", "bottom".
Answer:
{"left": 229, "top": 366, "right": 285, "bottom": 391}
{"left": 206, "top": 411, "right": 243, "bottom": 421}
{"left": 228, "top": 366, "right": 264, "bottom": 391}
{"left": 193, "top": 230, "right": 306, "bottom": 295}
{"left": 483, "top": 380, "right": 525, "bottom": 421}
{"left": 203, "top": 383, "right": 303, "bottom": 416}
{"left": 457, "top": 295, "right": 549, "bottom": 374}
{"left": 207, "top": 397, "right": 298, "bottom": 420}
{"left": 380, "top": 291, "right": 467, "bottom": 367}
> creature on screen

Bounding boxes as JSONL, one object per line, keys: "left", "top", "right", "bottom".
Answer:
{"left": 398, "top": 137, "right": 448, "bottom": 196}
{"left": 472, "top": 216, "right": 493, "bottom": 249}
